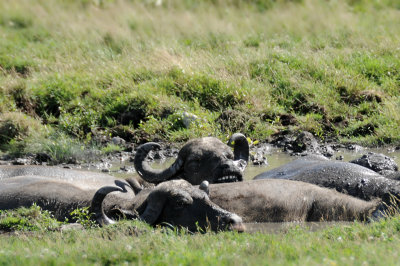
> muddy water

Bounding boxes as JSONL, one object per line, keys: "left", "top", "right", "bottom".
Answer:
{"left": 105, "top": 147, "right": 400, "bottom": 233}
{"left": 245, "top": 147, "right": 400, "bottom": 180}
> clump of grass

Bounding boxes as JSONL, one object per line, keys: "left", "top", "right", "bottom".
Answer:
{"left": 0, "top": 111, "right": 100, "bottom": 163}
{"left": 0, "top": 112, "right": 47, "bottom": 150}
{"left": 69, "top": 207, "right": 98, "bottom": 229}
{"left": 0, "top": 55, "right": 33, "bottom": 76}
{"left": 101, "top": 143, "right": 123, "bottom": 154}
{"left": 0, "top": 204, "right": 61, "bottom": 232}
{"left": 25, "top": 131, "right": 103, "bottom": 164}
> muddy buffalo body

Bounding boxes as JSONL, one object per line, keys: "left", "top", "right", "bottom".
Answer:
{"left": 254, "top": 155, "right": 400, "bottom": 208}
{"left": 0, "top": 166, "right": 244, "bottom": 232}
{"left": 199, "top": 179, "right": 383, "bottom": 223}
{"left": 0, "top": 165, "right": 383, "bottom": 229}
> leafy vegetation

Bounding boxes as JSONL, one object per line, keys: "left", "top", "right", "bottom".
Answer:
{"left": 69, "top": 207, "right": 98, "bottom": 229}
{"left": 0, "top": 205, "right": 100, "bottom": 232}
{"left": 0, "top": 204, "right": 61, "bottom": 232}
{"left": 0, "top": 0, "right": 399, "bottom": 161}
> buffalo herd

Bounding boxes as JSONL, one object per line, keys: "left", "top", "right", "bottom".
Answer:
{"left": 1, "top": 133, "right": 399, "bottom": 232}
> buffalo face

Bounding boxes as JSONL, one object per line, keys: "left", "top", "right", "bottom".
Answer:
{"left": 151, "top": 180, "right": 245, "bottom": 232}
{"left": 134, "top": 133, "right": 249, "bottom": 185}
{"left": 92, "top": 180, "right": 245, "bottom": 232}
{"left": 182, "top": 138, "right": 246, "bottom": 184}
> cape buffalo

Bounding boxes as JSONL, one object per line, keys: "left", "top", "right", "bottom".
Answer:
{"left": 254, "top": 155, "right": 400, "bottom": 207}
{"left": 201, "top": 179, "right": 384, "bottom": 223}
{"left": 134, "top": 133, "right": 249, "bottom": 185}
{"left": 0, "top": 166, "right": 244, "bottom": 232}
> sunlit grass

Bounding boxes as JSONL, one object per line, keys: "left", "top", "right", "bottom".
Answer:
{"left": 1, "top": 0, "right": 400, "bottom": 160}
{"left": 1, "top": 211, "right": 400, "bottom": 265}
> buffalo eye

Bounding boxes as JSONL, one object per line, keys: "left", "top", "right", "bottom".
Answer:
{"left": 186, "top": 161, "right": 200, "bottom": 173}
{"left": 173, "top": 199, "right": 189, "bottom": 211}
{"left": 172, "top": 192, "right": 193, "bottom": 210}
{"left": 224, "top": 151, "right": 234, "bottom": 160}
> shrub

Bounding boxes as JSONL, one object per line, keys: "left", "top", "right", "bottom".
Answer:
{"left": 0, "top": 112, "right": 45, "bottom": 147}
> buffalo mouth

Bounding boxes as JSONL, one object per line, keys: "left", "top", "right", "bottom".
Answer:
{"left": 214, "top": 173, "right": 242, "bottom": 183}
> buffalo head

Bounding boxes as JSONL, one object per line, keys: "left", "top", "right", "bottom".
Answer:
{"left": 134, "top": 133, "right": 249, "bottom": 185}
{"left": 92, "top": 179, "right": 245, "bottom": 232}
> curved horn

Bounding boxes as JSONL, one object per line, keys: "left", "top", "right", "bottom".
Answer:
{"left": 228, "top": 133, "right": 249, "bottom": 163}
{"left": 139, "top": 189, "right": 167, "bottom": 225}
{"left": 134, "top": 142, "right": 184, "bottom": 184}
{"left": 91, "top": 186, "right": 123, "bottom": 226}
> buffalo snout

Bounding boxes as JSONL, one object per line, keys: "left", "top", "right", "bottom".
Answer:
{"left": 223, "top": 214, "right": 246, "bottom": 232}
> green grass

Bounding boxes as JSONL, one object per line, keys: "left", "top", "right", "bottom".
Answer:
{"left": 0, "top": 204, "right": 61, "bottom": 232}
{"left": 1, "top": 205, "right": 400, "bottom": 265}
{"left": 0, "top": 0, "right": 400, "bottom": 158}
{"left": 101, "top": 143, "right": 124, "bottom": 154}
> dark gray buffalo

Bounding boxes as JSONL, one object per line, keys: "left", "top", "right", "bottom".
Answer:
{"left": 0, "top": 166, "right": 244, "bottom": 232}
{"left": 254, "top": 155, "right": 400, "bottom": 207}
{"left": 200, "top": 179, "right": 383, "bottom": 223}
{"left": 0, "top": 165, "right": 384, "bottom": 226}
{"left": 134, "top": 133, "right": 249, "bottom": 185}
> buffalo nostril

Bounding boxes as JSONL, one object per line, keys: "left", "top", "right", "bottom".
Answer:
{"left": 225, "top": 214, "right": 246, "bottom": 232}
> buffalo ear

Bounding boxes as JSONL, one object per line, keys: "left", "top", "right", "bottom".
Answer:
{"left": 126, "top": 178, "right": 143, "bottom": 194}
{"left": 199, "top": 181, "right": 210, "bottom": 195}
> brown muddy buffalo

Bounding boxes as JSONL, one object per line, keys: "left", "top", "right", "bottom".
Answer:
{"left": 200, "top": 179, "right": 384, "bottom": 223}
{"left": 0, "top": 166, "right": 244, "bottom": 232}
{"left": 134, "top": 133, "right": 249, "bottom": 185}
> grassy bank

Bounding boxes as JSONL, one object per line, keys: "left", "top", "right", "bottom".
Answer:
{"left": 1, "top": 205, "right": 400, "bottom": 265}
{"left": 1, "top": 0, "right": 400, "bottom": 159}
